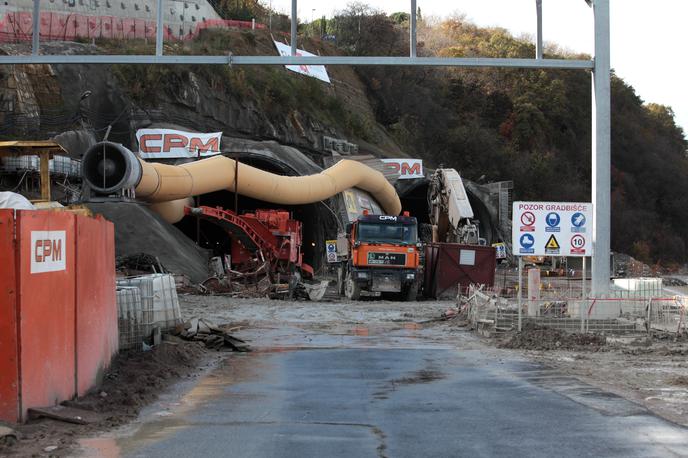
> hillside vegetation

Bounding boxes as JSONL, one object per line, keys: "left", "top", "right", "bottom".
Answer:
{"left": 105, "top": 3, "right": 687, "bottom": 265}
{"left": 319, "top": 5, "right": 687, "bottom": 266}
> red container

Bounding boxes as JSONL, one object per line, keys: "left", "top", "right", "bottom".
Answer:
{"left": 424, "top": 243, "right": 497, "bottom": 299}
{"left": 16, "top": 210, "right": 77, "bottom": 417}
{"left": 75, "top": 215, "right": 118, "bottom": 396}
{"left": 0, "top": 210, "right": 117, "bottom": 422}
{"left": 0, "top": 210, "right": 19, "bottom": 422}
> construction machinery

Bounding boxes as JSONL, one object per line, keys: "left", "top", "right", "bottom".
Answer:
{"left": 427, "top": 168, "right": 482, "bottom": 245}
{"left": 186, "top": 206, "right": 329, "bottom": 300}
{"left": 186, "top": 206, "right": 311, "bottom": 277}
{"left": 341, "top": 212, "right": 421, "bottom": 301}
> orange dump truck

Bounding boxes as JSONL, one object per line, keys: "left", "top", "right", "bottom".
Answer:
{"left": 342, "top": 213, "right": 421, "bottom": 301}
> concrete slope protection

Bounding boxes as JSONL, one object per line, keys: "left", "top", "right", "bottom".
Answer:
{"left": 82, "top": 142, "right": 402, "bottom": 223}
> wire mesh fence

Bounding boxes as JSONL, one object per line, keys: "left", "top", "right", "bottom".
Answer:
{"left": 0, "top": 155, "right": 81, "bottom": 178}
{"left": 116, "top": 273, "right": 182, "bottom": 351}
{"left": 462, "top": 279, "right": 687, "bottom": 337}
{"left": 116, "top": 286, "right": 150, "bottom": 351}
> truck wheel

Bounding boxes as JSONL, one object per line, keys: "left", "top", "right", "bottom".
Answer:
{"left": 403, "top": 282, "right": 419, "bottom": 302}
{"left": 344, "top": 272, "right": 362, "bottom": 300}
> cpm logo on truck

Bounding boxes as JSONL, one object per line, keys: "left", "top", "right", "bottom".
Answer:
{"left": 30, "top": 231, "right": 66, "bottom": 274}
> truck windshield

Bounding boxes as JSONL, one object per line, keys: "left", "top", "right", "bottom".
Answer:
{"left": 357, "top": 223, "right": 417, "bottom": 244}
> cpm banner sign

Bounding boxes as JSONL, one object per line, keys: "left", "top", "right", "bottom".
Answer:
{"left": 30, "top": 230, "right": 66, "bottom": 274}
{"left": 381, "top": 159, "right": 424, "bottom": 180}
{"left": 136, "top": 129, "right": 222, "bottom": 159}
{"left": 273, "top": 41, "right": 331, "bottom": 84}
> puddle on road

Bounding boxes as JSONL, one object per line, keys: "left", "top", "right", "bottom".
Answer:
{"left": 78, "top": 324, "right": 455, "bottom": 456}
{"left": 79, "top": 437, "right": 121, "bottom": 457}
{"left": 353, "top": 326, "right": 370, "bottom": 336}
{"left": 78, "top": 352, "right": 266, "bottom": 457}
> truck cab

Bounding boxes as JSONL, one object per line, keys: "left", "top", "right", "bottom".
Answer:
{"left": 343, "top": 212, "right": 421, "bottom": 301}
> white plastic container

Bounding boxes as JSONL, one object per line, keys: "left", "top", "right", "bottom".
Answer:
{"left": 117, "top": 274, "right": 181, "bottom": 331}
{"left": 116, "top": 286, "right": 146, "bottom": 350}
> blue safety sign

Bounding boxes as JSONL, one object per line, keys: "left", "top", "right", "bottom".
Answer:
{"left": 519, "top": 233, "right": 535, "bottom": 254}
{"left": 571, "top": 212, "right": 586, "bottom": 233}
{"left": 326, "top": 240, "right": 338, "bottom": 263}
{"left": 545, "top": 212, "right": 561, "bottom": 232}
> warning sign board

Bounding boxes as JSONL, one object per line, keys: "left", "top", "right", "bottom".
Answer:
{"left": 570, "top": 234, "right": 586, "bottom": 255}
{"left": 492, "top": 242, "right": 507, "bottom": 259}
{"left": 512, "top": 202, "right": 593, "bottom": 257}
{"left": 545, "top": 235, "right": 560, "bottom": 254}
{"left": 326, "top": 240, "right": 338, "bottom": 263}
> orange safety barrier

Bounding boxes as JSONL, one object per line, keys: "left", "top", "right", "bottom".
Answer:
{"left": 0, "top": 210, "right": 117, "bottom": 423}
{"left": 0, "top": 210, "right": 19, "bottom": 422}
{"left": 16, "top": 210, "right": 77, "bottom": 418}
{"left": 75, "top": 215, "right": 118, "bottom": 397}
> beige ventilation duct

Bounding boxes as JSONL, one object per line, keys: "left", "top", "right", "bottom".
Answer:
{"left": 82, "top": 142, "right": 402, "bottom": 223}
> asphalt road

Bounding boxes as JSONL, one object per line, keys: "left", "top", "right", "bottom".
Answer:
{"left": 90, "top": 339, "right": 688, "bottom": 458}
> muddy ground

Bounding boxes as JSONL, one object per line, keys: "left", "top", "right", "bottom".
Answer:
{"left": 522, "top": 338, "right": 688, "bottom": 427}
{"left": 0, "top": 342, "right": 222, "bottom": 457}
{"left": 4, "top": 293, "right": 688, "bottom": 456}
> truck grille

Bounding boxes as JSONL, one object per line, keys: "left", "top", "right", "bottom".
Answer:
{"left": 367, "top": 252, "right": 406, "bottom": 266}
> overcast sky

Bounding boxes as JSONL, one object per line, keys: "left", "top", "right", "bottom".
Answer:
{"left": 269, "top": 0, "right": 688, "bottom": 136}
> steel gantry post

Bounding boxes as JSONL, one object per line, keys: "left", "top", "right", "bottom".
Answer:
{"left": 156, "top": 0, "right": 164, "bottom": 56}
{"left": 31, "top": 0, "right": 40, "bottom": 55}
{"left": 410, "top": 0, "right": 417, "bottom": 58}
{"left": 591, "top": 0, "right": 611, "bottom": 296}
{"left": 535, "top": 0, "right": 543, "bottom": 59}
{"left": 291, "top": 0, "right": 297, "bottom": 56}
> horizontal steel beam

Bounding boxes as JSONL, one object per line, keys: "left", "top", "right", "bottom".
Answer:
{"left": 0, "top": 54, "right": 594, "bottom": 69}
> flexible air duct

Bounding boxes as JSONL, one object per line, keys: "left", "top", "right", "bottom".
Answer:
{"left": 82, "top": 142, "right": 402, "bottom": 223}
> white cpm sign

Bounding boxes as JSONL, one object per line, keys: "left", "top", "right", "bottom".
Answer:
{"left": 273, "top": 41, "right": 331, "bottom": 84}
{"left": 136, "top": 129, "right": 222, "bottom": 159}
{"left": 31, "top": 230, "right": 66, "bottom": 274}
{"left": 512, "top": 202, "right": 593, "bottom": 257}
{"left": 381, "top": 159, "right": 424, "bottom": 179}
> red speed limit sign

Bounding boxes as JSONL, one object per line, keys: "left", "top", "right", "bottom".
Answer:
{"left": 570, "top": 234, "right": 586, "bottom": 254}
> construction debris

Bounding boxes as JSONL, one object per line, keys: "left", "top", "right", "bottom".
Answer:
{"left": 27, "top": 405, "right": 104, "bottom": 425}
{"left": 173, "top": 318, "right": 250, "bottom": 352}
{"left": 498, "top": 322, "right": 607, "bottom": 351}
{"left": 116, "top": 252, "right": 168, "bottom": 277}
{"left": 199, "top": 274, "right": 329, "bottom": 301}
{"left": 0, "top": 426, "right": 18, "bottom": 448}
